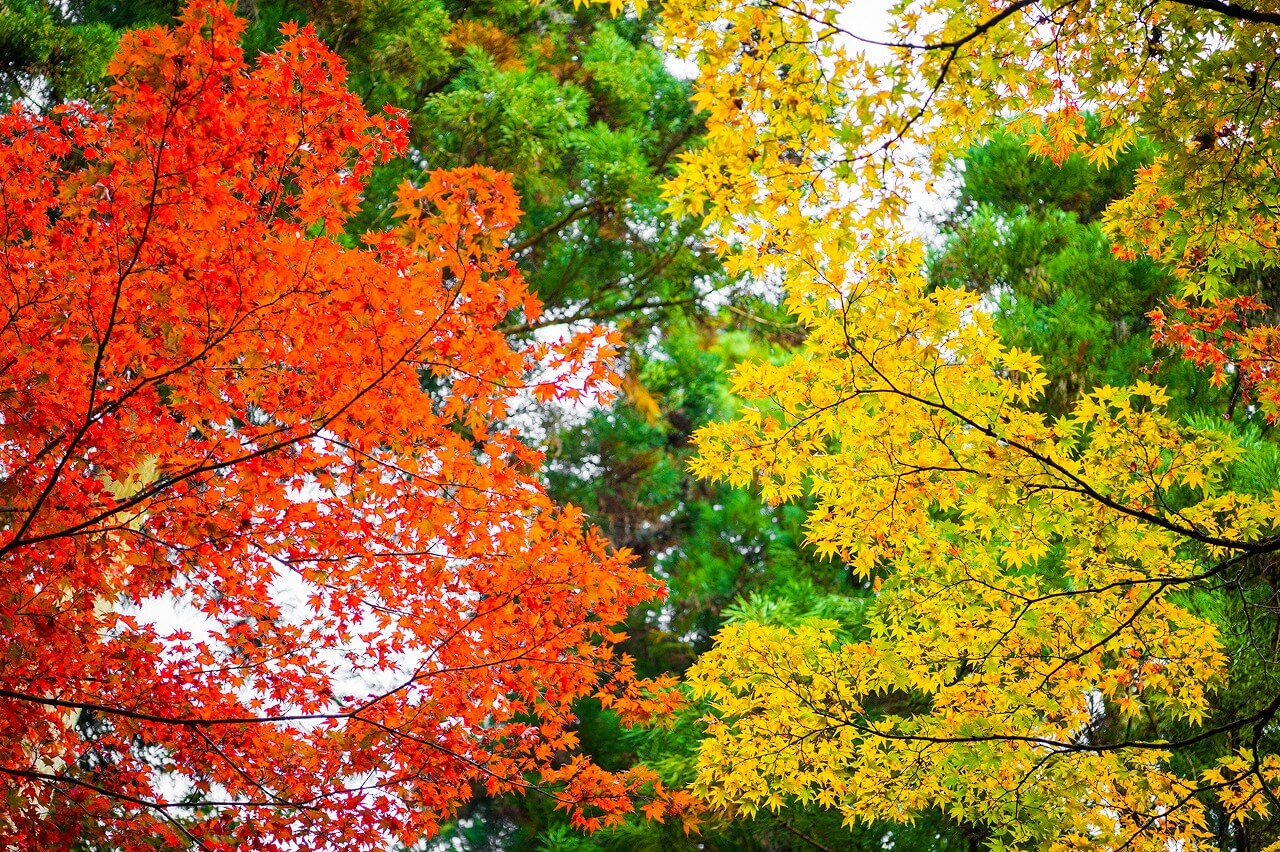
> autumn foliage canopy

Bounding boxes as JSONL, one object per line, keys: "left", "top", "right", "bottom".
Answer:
{"left": 0, "top": 4, "right": 681, "bottom": 849}
{"left": 20, "top": 0, "right": 1280, "bottom": 848}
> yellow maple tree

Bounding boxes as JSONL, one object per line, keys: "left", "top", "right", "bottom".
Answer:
{"left": 582, "top": 0, "right": 1280, "bottom": 846}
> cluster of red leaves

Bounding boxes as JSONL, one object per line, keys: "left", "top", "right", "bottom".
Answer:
{"left": 0, "top": 4, "right": 683, "bottom": 849}
{"left": 1150, "top": 295, "right": 1280, "bottom": 419}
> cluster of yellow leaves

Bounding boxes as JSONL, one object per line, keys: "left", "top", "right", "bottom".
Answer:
{"left": 560, "top": 0, "right": 1280, "bottom": 845}
{"left": 691, "top": 623, "right": 1217, "bottom": 849}
{"left": 683, "top": 251, "right": 1263, "bottom": 844}
{"left": 651, "top": 0, "right": 1280, "bottom": 293}
{"left": 1195, "top": 752, "right": 1280, "bottom": 852}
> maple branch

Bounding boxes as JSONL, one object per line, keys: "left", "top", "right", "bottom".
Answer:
{"left": 795, "top": 681, "right": 1280, "bottom": 757}
{"left": 1165, "top": 0, "right": 1280, "bottom": 25}
{"left": 0, "top": 764, "right": 280, "bottom": 811}
{"left": 770, "top": 0, "right": 1280, "bottom": 56}
{"left": 0, "top": 686, "right": 345, "bottom": 727}
{"left": 759, "top": 0, "right": 1040, "bottom": 52}
{"left": 0, "top": 617, "right": 610, "bottom": 731}
{"left": 0, "top": 687, "right": 529, "bottom": 785}
{"left": 0, "top": 697, "right": 594, "bottom": 817}
{"left": 836, "top": 334, "right": 1280, "bottom": 554}
{"left": 0, "top": 265, "right": 471, "bottom": 559}
{"left": 926, "top": 396, "right": 1277, "bottom": 553}
{"left": 724, "top": 302, "right": 801, "bottom": 334}
{"left": 4, "top": 74, "right": 181, "bottom": 552}
{"left": 0, "top": 767, "right": 218, "bottom": 852}
{"left": 0, "top": 762, "right": 436, "bottom": 815}
{"left": 763, "top": 0, "right": 1279, "bottom": 183}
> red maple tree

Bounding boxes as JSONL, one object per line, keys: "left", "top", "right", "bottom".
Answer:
{"left": 0, "top": 5, "right": 681, "bottom": 849}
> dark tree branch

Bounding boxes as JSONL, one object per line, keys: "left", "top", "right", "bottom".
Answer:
{"left": 1167, "top": 0, "right": 1280, "bottom": 26}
